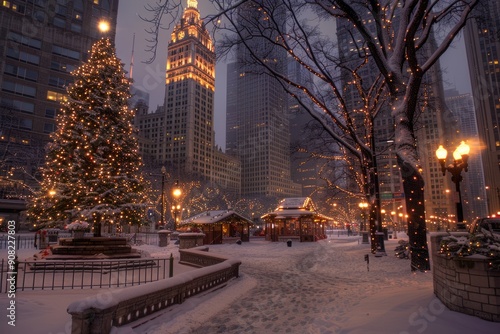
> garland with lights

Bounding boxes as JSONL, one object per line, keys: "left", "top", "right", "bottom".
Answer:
{"left": 439, "top": 233, "right": 500, "bottom": 270}
{"left": 27, "top": 38, "right": 149, "bottom": 234}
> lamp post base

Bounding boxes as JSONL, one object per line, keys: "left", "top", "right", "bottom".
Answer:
{"left": 375, "top": 232, "right": 387, "bottom": 257}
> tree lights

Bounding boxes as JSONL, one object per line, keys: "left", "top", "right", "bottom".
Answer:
{"left": 27, "top": 38, "right": 149, "bottom": 235}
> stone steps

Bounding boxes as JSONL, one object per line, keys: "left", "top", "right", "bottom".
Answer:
{"left": 48, "top": 237, "right": 139, "bottom": 259}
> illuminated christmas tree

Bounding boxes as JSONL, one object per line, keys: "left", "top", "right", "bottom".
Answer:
{"left": 28, "top": 38, "right": 149, "bottom": 236}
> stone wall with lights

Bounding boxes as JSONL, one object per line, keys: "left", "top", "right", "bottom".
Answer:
{"left": 430, "top": 234, "right": 500, "bottom": 322}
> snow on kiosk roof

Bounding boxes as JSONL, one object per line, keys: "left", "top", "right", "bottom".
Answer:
{"left": 262, "top": 197, "right": 332, "bottom": 220}
{"left": 179, "top": 210, "right": 253, "bottom": 226}
{"left": 178, "top": 210, "right": 253, "bottom": 244}
{"left": 261, "top": 197, "right": 331, "bottom": 242}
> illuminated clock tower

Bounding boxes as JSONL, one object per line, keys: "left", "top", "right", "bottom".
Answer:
{"left": 162, "top": 0, "right": 215, "bottom": 179}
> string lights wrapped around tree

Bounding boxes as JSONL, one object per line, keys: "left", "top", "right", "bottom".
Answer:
{"left": 27, "top": 38, "right": 149, "bottom": 236}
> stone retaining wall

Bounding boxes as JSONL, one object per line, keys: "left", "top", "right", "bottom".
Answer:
{"left": 179, "top": 246, "right": 229, "bottom": 267}
{"left": 430, "top": 234, "right": 500, "bottom": 322}
{"left": 68, "top": 247, "right": 241, "bottom": 334}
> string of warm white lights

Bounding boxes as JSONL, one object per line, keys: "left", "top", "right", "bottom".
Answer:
{"left": 27, "top": 38, "right": 149, "bottom": 229}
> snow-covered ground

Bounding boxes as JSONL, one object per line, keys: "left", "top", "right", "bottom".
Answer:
{"left": 1, "top": 234, "right": 499, "bottom": 334}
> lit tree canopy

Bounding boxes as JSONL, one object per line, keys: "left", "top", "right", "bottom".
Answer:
{"left": 28, "top": 38, "right": 149, "bottom": 230}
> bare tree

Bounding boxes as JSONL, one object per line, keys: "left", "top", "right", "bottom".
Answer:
{"left": 142, "top": 0, "right": 480, "bottom": 271}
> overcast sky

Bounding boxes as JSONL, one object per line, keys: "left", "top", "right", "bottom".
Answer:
{"left": 115, "top": 1, "right": 472, "bottom": 150}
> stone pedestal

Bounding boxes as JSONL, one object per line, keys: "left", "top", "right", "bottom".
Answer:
{"left": 178, "top": 233, "right": 205, "bottom": 249}
{"left": 158, "top": 230, "right": 171, "bottom": 247}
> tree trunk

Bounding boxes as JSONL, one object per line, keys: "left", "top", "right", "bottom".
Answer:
{"left": 400, "top": 160, "right": 430, "bottom": 271}
{"left": 93, "top": 221, "right": 101, "bottom": 237}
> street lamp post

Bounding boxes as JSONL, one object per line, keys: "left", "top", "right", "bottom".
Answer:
{"left": 171, "top": 180, "right": 182, "bottom": 231}
{"left": 436, "top": 141, "right": 470, "bottom": 230}
{"left": 359, "top": 202, "right": 368, "bottom": 231}
{"left": 160, "top": 166, "right": 166, "bottom": 229}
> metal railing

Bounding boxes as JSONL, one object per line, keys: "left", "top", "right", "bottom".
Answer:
{"left": 0, "top": 235, "right": 36, "bottom": 249}
{"left": 0, "top": 257, "right": 170, "bottom": 292}
{"left": 68, "top": 248, "right": 242, "bottom": 334}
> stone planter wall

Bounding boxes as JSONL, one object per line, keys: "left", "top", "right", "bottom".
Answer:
{"left": 430, "top": 234, "right": 500, "bottom": 322}
{"left": 68, "top": 247, "right": 241, "bottom": 334}
{"left": 178, "top": 232, "right": 205, "bottom": 249}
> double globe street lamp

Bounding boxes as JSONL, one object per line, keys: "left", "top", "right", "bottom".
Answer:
{"left": 171, "top": 181, "right": 182, "bottom": 231}
{"left": 435, "top": 141, "right": 470, "bottom": 230}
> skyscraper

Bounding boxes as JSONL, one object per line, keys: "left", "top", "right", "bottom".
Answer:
{"left": 445, "top": 89, "right": 488, "bottom": 221}
{"left": 288, "top": 58, "right": 329, "bottom": 200}
{"left": 225, "top": 2, "right": 301, "bottom": 198}
{"left": 162, "top": 0, "right": 215, "bottom": 179}
{"left": 464, "top": 3, "right": 500, "bottom": 215}
{"left": 155, "top": 0, "right": 240, "bottom": 195}
{"left": 0, "top": 0, "right": 119, "bottom": 200}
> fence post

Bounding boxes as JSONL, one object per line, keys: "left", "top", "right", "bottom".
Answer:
{"left": 13, "top": 256, "right": 18, "bottom": 291}
{"left": 169, "top": 253, "right": 174, "bottom": 278}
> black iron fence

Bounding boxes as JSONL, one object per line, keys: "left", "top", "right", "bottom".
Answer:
{"left": 0, "top": 235, "right": 36, "bottom": 250}
{"left": 0, "top": 257, "right": 171, "bottom": 292}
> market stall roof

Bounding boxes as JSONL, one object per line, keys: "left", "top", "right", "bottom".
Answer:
{"left": 261, "top": 197, "right": 333, "bottom": 221}
{"left": 179, "top": 210, "right": 253, "bottom": 226}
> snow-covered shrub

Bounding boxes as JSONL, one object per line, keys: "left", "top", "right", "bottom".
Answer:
{"left": 67, "top": 220, "right": 90, "bottom": 231}
{"left": 439, "top": 233, "right": 500, "bottom": 270}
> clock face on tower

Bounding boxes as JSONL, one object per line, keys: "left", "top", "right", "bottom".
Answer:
{"left": 178, "top": 31, "right": 185, "bottom": 39}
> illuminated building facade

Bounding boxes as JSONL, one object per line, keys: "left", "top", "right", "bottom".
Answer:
{"left": 0, "top": 0, "right": 119, "bottom": 200}
{"left": 162, "top": 0, "right": 215, "bottom": 179}
{"left": 160, "top": 1, "right": 240, "bottom": 194}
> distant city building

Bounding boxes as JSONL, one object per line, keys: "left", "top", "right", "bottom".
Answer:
{"left": 129, "top": 86, "right": 150, "bottom": 110}
{"left": 134, "top": 1, "right": 240, "bottom": 194}
{"left": 225, "top": 2, "right": 301, "bottom": 198}
{"left": 464, "top": 4, "right": 500, "bottom": 215}
{"left": 336, "top": 15, "right": 406, "bottom": 219}
{"left": 336, "top": 9, "right": 454, "bottom": 229}
{"left": 134, "top": 105, "right": 164, "bottom": 166}
{"left": 445, "top": 89, "right": 488, "bottom": 221}
{"left": 0, "top": 0, "right": 119, "bottom": 201}
{"left": 287, "top": 58, "right": 329, "bottom": 200}
{"left": 417, "top": 40, "right": 457, "bottom": 226}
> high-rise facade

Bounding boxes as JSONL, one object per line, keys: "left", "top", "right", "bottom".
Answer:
{"left": 0, "top": 0, "right": 119, "bottom": 200}
{"left": 137, "top": 1, "right": 241, "bottom": 195}
{"left": 225, "top": 2, "right": 301, "bottom": 198}
{"left": 464, "top": 3, "right": 500, "bottom": 216}
{"left": 445, "top": 89, "right": 488, "bottom": 221}
{"left": 288, "top": 59, "right": 321, "bottom": 198}
{"left": 162, "top": 0, "right": 215, "bottom": 179}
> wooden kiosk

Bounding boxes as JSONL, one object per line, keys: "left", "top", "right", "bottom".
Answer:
{"left": 261, "top": 197, "right": 331, "bottom": 242}
{"left": 178, "top": 210, "right": 253, "bottom": 244}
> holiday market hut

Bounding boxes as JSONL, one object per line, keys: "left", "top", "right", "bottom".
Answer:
{"left": 261, "top": 197, "right": 331, "bottom": 242}
{"left": 178, "top": 210, "right": 254, "bottom": 244}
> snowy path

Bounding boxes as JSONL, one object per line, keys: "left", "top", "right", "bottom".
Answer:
{"left": 139, "top": 238, "right": 498, "bottom": 334}
{"left": 186, "top": 239, "right": 426, "bottom": 334}
{"left": 3, "top": 237, "right": 498, "bottom": 334}
{"left": 140, "top": 238, "right": 432, "bottom": 334}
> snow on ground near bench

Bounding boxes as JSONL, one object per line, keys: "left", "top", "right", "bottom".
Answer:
{"left": 1, "top": 234, "right": 499, "bottom": 334}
